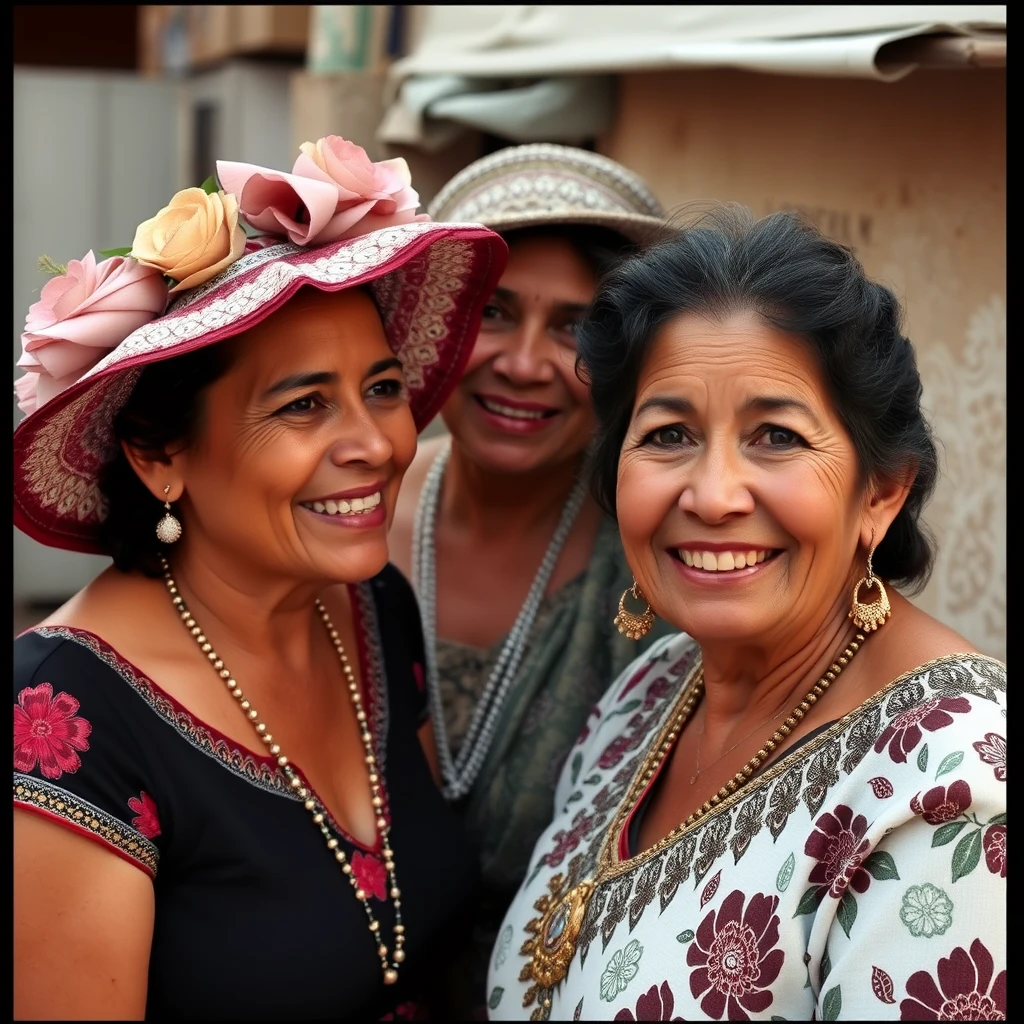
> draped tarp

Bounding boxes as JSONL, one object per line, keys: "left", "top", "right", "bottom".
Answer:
{"left": 378, "top": 5, "right": 1006, "bottom": 147}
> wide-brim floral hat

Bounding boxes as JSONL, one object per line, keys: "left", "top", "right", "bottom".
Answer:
{"left": 426, "top": 143, "right": 669, "bottom": 244}
{"left": 14, "top": 137, "right": 507, "bottom": 554}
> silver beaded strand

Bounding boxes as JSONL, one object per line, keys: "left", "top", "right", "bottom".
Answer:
{"left": 411, "top": 439, "right": 588, "bottom": 801}
{"left": 159, "top": 555, "right": 406, "bottom": 985}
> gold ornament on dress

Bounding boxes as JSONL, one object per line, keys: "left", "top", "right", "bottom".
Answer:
{"left": 849, "top": 543, "right": 891, "bottom": 632}
{"left": 614, "top": 581, "right": 654, "bottom": 640}
{"left": 159, "top": 555, "right": 406, "bottom": 985}
{"left": 155, "top": 485, "right": 182, "bottom": 544}
{"left": 520, "top": 630, "right": 868, "bottom": 1006}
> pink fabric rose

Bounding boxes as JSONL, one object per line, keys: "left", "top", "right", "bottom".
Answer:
{"left": 217, "top": 135, "right": 427, "bottom": 247}
{"left": 16, "top": 252, "right": 168, "bottom": 414}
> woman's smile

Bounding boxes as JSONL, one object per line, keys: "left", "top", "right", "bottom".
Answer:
{"left": 668, "top": 545, "right": 783, "bottom": 583}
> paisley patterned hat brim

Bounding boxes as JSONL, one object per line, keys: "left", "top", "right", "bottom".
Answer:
{"left": 426, "top": 143, "right": 672, "bottom": 244}
{"left": 14, "top": 221, "right": 507, "bottom": 554}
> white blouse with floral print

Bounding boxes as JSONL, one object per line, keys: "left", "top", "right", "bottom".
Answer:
{"left": 487, "top": 634, "right": 1006, "bottom": 1021}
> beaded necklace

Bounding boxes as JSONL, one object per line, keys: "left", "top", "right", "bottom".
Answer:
{"left": 411, "top": 439, "right": 588, "bottom": 801}
{"left": 160, "top": 556, "right": 406, "bottom": 985}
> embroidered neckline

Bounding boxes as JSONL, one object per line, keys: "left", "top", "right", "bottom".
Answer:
{"left": 600, "top": 649, "right": 1002, "bottom": 882}
{"left": 24, "top": 580, "right": 393, "bottom": 853}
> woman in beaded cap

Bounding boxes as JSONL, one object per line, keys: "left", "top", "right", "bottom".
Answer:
{"left": 389, "top": 143, "right": 677, "bottom": 1015}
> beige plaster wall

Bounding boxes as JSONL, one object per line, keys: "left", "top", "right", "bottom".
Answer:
{"left": 599, "top": 68, "right": 1005, "bottom": 659}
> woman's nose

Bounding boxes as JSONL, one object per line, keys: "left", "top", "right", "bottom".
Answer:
{"left": 677, "top": 446, "right": 755, "bottom": 522}
{"left": 490, "top": 320, "right": 558, "bottom": 386}
{"left": 328, "top": 405, "right": 394, "bottom": 469}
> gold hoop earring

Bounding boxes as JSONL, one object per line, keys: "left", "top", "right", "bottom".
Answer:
{"left": 156, "top": 485, "right": 182, "bottom": 545}
{"left": 614, "top": 580, "right": 655, "bottom": 640}
{"left": 849, "top": 541, "right": 890, "bottom": 632}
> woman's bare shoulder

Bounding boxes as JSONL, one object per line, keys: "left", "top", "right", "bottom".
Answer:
{"left": 869, "top": 593, "right": 988, "bottom": 682}
{"left": 33, "top": 568, "right": 166, "bottom": 650}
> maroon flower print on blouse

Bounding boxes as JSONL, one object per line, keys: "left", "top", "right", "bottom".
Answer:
{"left": 910, "top": 782, "right": 973, "bottom": 825}
{"left": 983, "top": 825, "right": 1006, "bottom": 878}
{"left": 900, "top": 938, "right": 1006, "bottom": 1019}
{"left": 350, "top": 851, "right": 388, "bottom": 901}
{"left": 972, "top": 732, "right": 1006, "bottom": 781}
{"left": 874, "top": 695, "right": 971, "bottom": 763}
{"left": 545, "top": 808, "right": 596, "bottom": 867}
{"left": 13, "top": 682, "right": 92, "bottom": 780}
{"left": 127, "top": 791, "right": 161, "bottom": 838}
{"left": 686, "top": 889, "right": 784, "bottom": 1020}
{"left": 614, "top": 980, "right": 685, "bottom": 1021}
{"left": 805, "top": 805, "right": 872, "bottom": 898}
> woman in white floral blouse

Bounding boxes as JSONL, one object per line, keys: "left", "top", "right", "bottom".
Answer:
{"left": 488, "top": 207, "right": 1006, "bottom": 1021}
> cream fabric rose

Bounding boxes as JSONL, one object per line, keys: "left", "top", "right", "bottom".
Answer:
{"left": 130, "top": 187, "right": 246, "bottom": 293}
{"left": 217, "top": 135, "right": 427, "bottom": 247}
{"left": 16, "top": 252, "right": 168, "bottom": 414}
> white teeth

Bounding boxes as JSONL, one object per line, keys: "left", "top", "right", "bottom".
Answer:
{"left": 480, "top": 397, "right": 548, "bottom": 420}
{"left": 302, "top": 491, "right": 382, "bottom": 516}
{"left": 680, "top": 548, "right": 772, "bottom": 571}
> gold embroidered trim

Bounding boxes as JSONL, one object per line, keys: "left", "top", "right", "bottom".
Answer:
{"left": 14, "top": 774, "right": 159, "bottom": 876}
{"left": 600, "top": 650, "right": 1005, "bottom": 881}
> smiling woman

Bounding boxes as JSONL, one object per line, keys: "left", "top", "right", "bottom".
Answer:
{"left": 489, "top": 207, "right": 1006, "bottom": 1021}
{"left": 12, "top": 137, "right": 507, "bottom": 1020}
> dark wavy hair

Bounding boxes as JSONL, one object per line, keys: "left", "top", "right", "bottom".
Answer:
{"left": 96, "top": 342, "right": 238, "bottom": 577}
{"left": 575, "top": 205, "right": 939, "bottom": 593}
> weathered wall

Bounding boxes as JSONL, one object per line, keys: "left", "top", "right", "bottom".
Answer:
{"left": 600, "top": 68, "right": 1005, "bottom": 658}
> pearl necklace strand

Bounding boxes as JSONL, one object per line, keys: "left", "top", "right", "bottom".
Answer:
{"left": 159, "top": 555, "right": 406, "bottom": 985}
{"left": 411, "top": 439, "right": 588, "bottom": 801}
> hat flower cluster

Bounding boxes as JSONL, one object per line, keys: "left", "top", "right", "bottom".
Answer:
{"left": 15, "top": 137, "right": 424, "bottom": 417}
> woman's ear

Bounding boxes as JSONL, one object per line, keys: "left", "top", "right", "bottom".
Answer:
{"left": 859, "top": 464, "right": 916, "bottom": 549}
{"left": 120, "top": 441, "right": 185, "bottom": 504}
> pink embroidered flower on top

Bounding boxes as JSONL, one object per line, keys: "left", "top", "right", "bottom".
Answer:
{"left": 15, "top": 252, "right": 168, "bottom": 414}
{"left": 14, "top": 682, "right": 93, "bottom": 780}
{"left": 216, "top": 135, "right": 427, "bottom": 248}
{"left": 128, "top": 791, "right": 162, "bottom": 839}
{"left": 350, "top": 851, "right": 388, "bottom": 901}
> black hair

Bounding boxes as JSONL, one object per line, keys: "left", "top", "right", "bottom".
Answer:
{"left": 96, "top": 342, "right": 237, "bottom": 577}
{"left": 576, "top": 205, "right": 939, "bottom": 593}
{"left": 500, "top": 223, "right": 639, "bottom": 285}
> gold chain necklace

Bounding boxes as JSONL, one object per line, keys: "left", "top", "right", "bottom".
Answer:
{"left": 521, "top": 630, "right": 867, "bottom": 1014}
{"left": 159, "top": 555, "right": 406, "bottom": 985}
{"left": 690, "top": 703, "right": 789, "bottom": 785}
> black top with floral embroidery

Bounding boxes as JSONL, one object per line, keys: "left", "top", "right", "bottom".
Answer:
{"left": 13, "top": 564, "right": 477, "bottom": 1020}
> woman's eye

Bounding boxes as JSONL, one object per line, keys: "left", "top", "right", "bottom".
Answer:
{"left": 481, "top": 302, "right": 508, "bottom": 322}
{"left": 367, "top": 378, "right": 405, "bottom": 400}
{"left": 757, "top": 425, "right": 803, "bottom": 447}
{"left": 278, "top": 394, "right": 319, "bottom": 415}
{"left": 644, "top": 425, "right": 688, "bottom": 447}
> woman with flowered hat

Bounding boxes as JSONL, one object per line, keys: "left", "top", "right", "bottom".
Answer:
{"left": 13, "top": 137, "right": 506, "bottom": 1019}
{"left": 388, "top": 143, "right": 677, "bottom": 1016}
